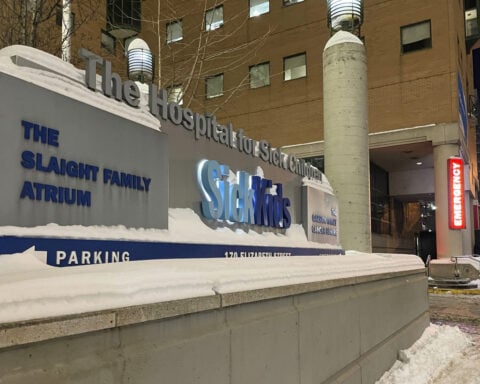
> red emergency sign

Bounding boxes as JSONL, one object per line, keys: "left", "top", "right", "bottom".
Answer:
{"left": 447, "top": 157, "right": 466, "bottom": 229}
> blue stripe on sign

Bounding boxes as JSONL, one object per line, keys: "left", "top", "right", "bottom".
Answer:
{"left": 0, "top": 236, "right": 345, "bottom": 267}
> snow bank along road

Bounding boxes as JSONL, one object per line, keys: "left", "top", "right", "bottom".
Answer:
{"left": 376, "top": 293, "right": 480, "bottom": 384}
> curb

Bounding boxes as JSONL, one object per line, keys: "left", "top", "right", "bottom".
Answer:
{"left": 428, "top": 287, "right": 480, "bottom": 295}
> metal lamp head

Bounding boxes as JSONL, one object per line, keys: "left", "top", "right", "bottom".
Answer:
{"left": 126, "top": 37, "right": 154, "bottom": 83}
{"left": 327, "top": 0, "right": 364, "bottom": 36}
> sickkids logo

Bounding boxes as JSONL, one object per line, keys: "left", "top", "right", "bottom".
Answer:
{"left": 197, "top": 160, "right": 291, "bottom": 229}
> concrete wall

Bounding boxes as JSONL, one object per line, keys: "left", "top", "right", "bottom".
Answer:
{"left": 0, "top": 269, "right": 429, "bottom": 384}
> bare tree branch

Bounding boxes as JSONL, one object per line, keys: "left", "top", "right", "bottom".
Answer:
{"left": 142, "top": 0, "right": 274, "bottom": 112}
{"left": 0, "top": 0, "right": 101, "bottom": 59}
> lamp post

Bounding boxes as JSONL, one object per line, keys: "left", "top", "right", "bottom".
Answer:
{"left": 323, "top": 0, "right": 371, "bottom": 252}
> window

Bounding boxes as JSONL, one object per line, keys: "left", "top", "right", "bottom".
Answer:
{"left": 206, "top": 74, "right": 224, "bottom": 99}
{"left": 304, "top": 156, "right": 324, "bottom": 173}
{"left": 465, "top": 8, "right": 479, "bottom": 38}
{"left": 167, "top": 20, "right": 183, "bottom": 44}
{"left": 401, "top": 20, "right": 432, "bottom": 54}
{"left": 283, "top": 0, "right": 304, "bottom": 5}
{"left": 167, "top": 84, "right": 184, "bottom": 105}
{"left": 205, "top": 6, "right": 224, "bottom": 31}
{"left": 250, "top": 0, "right": 269, "bottom": 17}
{"left": 249, "top": 62, "right": 270, "bottom": 88}
{"left": 370, "top": 163, "right": 390, "bottom": 235}
{"left": 284, "top": 53, "right": 306, "bottom": 81}
{"left": 101, "top": 30, "right": 115, "bottom": 54}
{"left": 106, "top": 0, "right": 141, "bottom": 37}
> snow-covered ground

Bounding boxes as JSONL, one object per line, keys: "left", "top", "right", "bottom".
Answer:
{"left": 376, "top": 323, "right": 480, "bottom": 384}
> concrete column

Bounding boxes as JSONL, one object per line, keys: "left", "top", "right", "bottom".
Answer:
{"left": 323, "top": 31, "right": 371, "bottom": 252}
{"left": 433, "top": 143, "right": 464, "bottom": 258}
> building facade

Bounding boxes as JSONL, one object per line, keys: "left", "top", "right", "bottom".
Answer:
{"left": 2, "top": 0, "right": 479, "bottom": 258}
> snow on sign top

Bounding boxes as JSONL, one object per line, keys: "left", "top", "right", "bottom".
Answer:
{"left": 0, "top": 45, "right": 160, "bottom": 130}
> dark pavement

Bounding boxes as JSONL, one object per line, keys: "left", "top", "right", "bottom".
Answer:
{"left": 429, "top": 292, "right": 480, "bottom": 344}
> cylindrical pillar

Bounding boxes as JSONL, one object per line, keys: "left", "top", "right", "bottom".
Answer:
{"left": 323, "top": 31, "right": 371, "bottom": 252}
{"left": 433, "top": 143, "right": 465, "bottom": 258}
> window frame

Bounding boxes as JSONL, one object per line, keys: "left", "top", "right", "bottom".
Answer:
{"left": 249, "top": 0, "right": 269, "bottom": 18}
{"left": 400, "top": 20, "right": 432, "bottom": 54}
{"left": 249, "top": 62, "right": 270, "bottom": 89}
{"left": 205, "top": 5, "right": 224, "bottom": 31}
{"left": 283, "top": 52, "right": 307, "bottom": 81}
{"left": 205, "top": 73, "right": 224, "bottom": 99}
{"left": 166, "top": 19, "right": 183, "bottom": 44}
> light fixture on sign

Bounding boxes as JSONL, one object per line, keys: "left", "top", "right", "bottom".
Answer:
{"left": 126, "top": 37, "right": 154, "bottom": 83}
{"left": 327, "top": 0, "right": 364, "bottom": 36}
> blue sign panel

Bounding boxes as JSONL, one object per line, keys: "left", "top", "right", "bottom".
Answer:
{"left": 0, "top": 71, "right": 168, "bottom": 229}
{"left": 0, "top": 236, "right": 344, "bottom": 267}
{"left": 457, "top": 71, "right": 468, "bottom": 140}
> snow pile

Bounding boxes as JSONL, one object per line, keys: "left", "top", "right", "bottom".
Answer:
{"left": 376, "top": 324, "right": 475, "bottom": 384}
{"left": 302, "top": 175, "right": 334, "bottom": 194}
{"left": 0, "top": 248, "right": 423, "bottom": 323}
{"left": 0, "top": 207, "right": 425, "bottom": 323}
{"left": 0, "top": 208, "right": 338, "bottom": 249}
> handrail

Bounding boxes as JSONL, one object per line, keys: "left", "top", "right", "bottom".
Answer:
{"left": 449, "top": 256, "right": 480, "bottom": 279}
{"left": 450, "top": 255, "right": 480, "bottom": 264}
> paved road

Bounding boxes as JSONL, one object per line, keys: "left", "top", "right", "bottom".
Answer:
{"left": 429, "top": 292, "right": 480, "bottom": 342}
{"left": 429, "top": 293, "right": 480, "bottom": 325}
